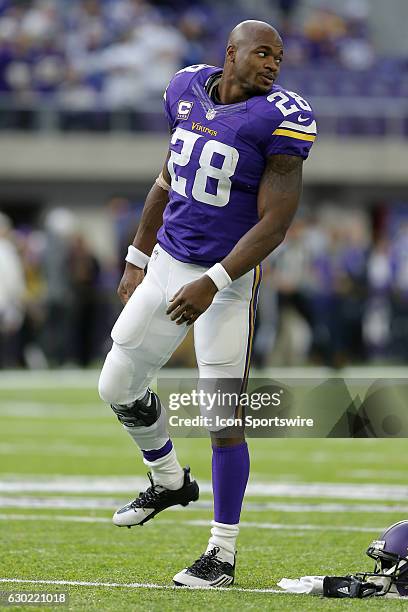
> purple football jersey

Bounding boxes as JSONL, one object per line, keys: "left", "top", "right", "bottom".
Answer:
{"left": 157, "top": 64, "right": 317, "bottom": 266}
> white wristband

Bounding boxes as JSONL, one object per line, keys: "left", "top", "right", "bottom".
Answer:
{"left": 205, "top": 263, "right": 232, "bottom": 291}
{"left": 125, "top": 245, "right": 150, "bottom": 269}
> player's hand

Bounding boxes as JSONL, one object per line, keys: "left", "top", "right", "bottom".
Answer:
{"left": 166, "top": 275, "right": 218, "bottom": 326}
{"left": 117, "top": 263, "right": 145, "bottom": 305}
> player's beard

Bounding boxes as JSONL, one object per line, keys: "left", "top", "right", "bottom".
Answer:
{"left": 239, "top": 70, "right": 272, "bottom": 97}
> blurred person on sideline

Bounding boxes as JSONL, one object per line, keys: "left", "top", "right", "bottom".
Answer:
{"left": 15, "top": 228, "right": 48, "bottom": 369}
{"left": 364, "top": 234, "right": 392, "bottom": 360}
{"left": 268, "top": 217, "right": 313, "bottom": 366}
{"left": 306, "top": 208, "right": 343, "bottom": 366}
{"left": 70, "top": 233, "right": 101, "bottom": 367}
{"left": 0, "top": 212, "right": 26, "bottom": 367}
{"left": 332, "top": 212, "right": 369, "bottom": 364}
{"left": 251, "top": 252, "right": 278, "bottom": 368}
{"left": 390, "top": 223, "right": 408, "bottom": 361}
{"left": 41, "top": 207, "right": 76, "bottom": 366}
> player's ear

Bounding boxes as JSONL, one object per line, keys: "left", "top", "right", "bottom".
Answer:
{"left": 226, "top": 44, "right": 236, "bottom": 63}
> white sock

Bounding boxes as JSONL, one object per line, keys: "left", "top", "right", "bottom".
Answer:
{"left": 206, "top": 520, "right": 239, "bottom": 565}
{"left": 143, "top": 447, "right": 184, "bottom": 490}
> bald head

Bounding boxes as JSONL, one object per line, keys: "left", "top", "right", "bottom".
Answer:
{"left": 228, "top": 20, "right": 282, "bottom": 49}
{"left": 218, "top": 20, "right": 283, "bottom": 102}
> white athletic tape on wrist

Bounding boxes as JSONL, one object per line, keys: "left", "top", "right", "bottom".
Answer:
{"left": 125, "top": 245, "right": 150, "bottom": 268}
{"left": 155, "top": 172, "right": 171, "bottom": 191}
{"left": 205, "top": 263, "right": 232, "bottom": 291}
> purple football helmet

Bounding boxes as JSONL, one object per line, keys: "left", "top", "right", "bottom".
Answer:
{"left": 365, "top": 520, "right": 408, "bottom": 596}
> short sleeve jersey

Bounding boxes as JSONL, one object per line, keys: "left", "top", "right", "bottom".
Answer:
{"left": 157, "top": 64, "right": 317, "bottom": 266}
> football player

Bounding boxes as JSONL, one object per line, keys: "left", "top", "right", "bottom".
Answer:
{"left": 98, "top": 20, "right": 317, "bottom": 587}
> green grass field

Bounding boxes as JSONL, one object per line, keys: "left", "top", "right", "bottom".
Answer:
{"left": 1, "top": 370, "right": 408, "bottom": 610}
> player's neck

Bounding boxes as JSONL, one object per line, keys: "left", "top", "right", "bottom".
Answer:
{"left": 218, "top": 75, "right": 251, "bottom": 104}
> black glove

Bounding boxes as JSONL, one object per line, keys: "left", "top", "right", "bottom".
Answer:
{"left": 323, "top": 575, "right": 382, "bottom": 598}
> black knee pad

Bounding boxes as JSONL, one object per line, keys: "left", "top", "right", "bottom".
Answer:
{"left": 111, "top": 390, "right": 161, "bottom": 427}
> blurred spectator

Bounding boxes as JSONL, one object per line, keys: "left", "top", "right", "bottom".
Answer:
{"left": 97, "top": 29, "right": 146, "bottom": 109}
{"left": 331, "top": 214, "right": 369, "bottom": 364}
{"left": 364, "top": 236, "right": 392, "bottom": 358}
{"left": 390, "top": 224, "right": 408, "bottom": 361}
{"left": 0, "top": 212, "right": 26, "bottom": 366}
{"left": 41, "top": 207, "right": 77, "bottom": 366}
{"left": 278, "top": 0, "right": 299, "bottom": 21}
{"left": 16, "top": 228, "right": 48, "bottom": 368}
{"left": 265, "top": 218, "right": 314, "bottom": 366}
{"left": 107, "top": 196, "right": 141, "bottom": 261}
{"left": 252, "top": 257, "right": 278, "bottom": 369}
{"left": 178, "top": 10, "right": 207, "bottom": 67}
{"left": 135, "top": 19, "right": 186, "bottom": 99}
{"left": 57, "top": 67, "right": 105, "bottom": 131}
{"left": 303, "top": 7, "right": 347, "bottom": 62}
{"left": 70, "top": 233, "right": 100, "bottom": 366}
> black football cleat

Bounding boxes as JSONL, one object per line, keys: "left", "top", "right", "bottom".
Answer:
{"left": 112, "top": 466, "right": 199, "bottom": 527}
{"left": 173, "top": 546, "right": 235, "bottom": 587}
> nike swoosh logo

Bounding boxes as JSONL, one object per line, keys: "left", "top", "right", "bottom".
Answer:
{"left": 298, "top": 115, "right": 310, "bottom": 123}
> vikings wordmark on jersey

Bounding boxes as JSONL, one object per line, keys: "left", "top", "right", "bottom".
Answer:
{"left": 159, "top": 64, "right": 317, "bottom": 267}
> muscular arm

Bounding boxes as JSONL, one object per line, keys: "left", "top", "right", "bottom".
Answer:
{"left": 221, "top": 154, "right": 303, "bottom": 280}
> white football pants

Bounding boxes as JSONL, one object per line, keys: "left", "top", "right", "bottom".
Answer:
{"left": 98, "top": 244, "right": 261, "bottom": 407}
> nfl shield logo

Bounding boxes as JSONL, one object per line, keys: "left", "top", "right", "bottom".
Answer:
{"left": 206, "top": 109, "right": 216, "bottom": 120}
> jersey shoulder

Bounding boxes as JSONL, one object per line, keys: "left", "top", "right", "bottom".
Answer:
{"left": 163, "top": 64, "right": 221, "bottom": 125}
{"left": 249, "top": 85, "right": 317, "bottom": 160}
{"left": 250, "top": 84, "right": 316, "bottom": 127}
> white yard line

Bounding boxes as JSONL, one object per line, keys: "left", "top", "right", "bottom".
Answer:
{"left": 0, "top": 513, "right": 383, "bottom": 533}
{"left": 1, "top": 477, "right": 408, "bottom": 500}
{"left": 164, "top": 519, "right": 381, "bottom": 533}
{"left": 0, "top": 577, "right": 286, "bottom": 594}
{"left": 0, "top": 496, "right": 407, "bottom": 514}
